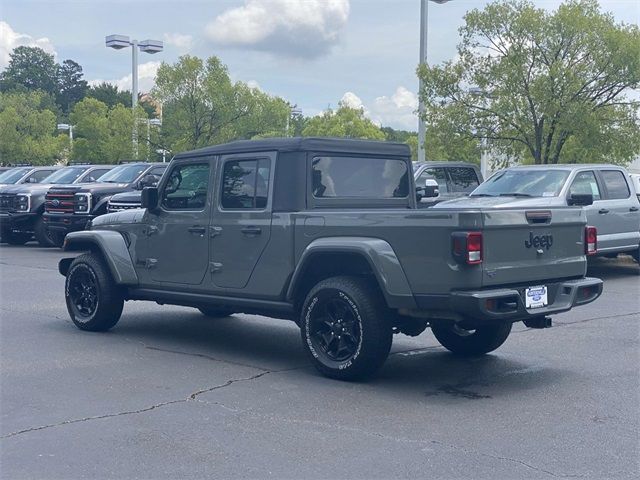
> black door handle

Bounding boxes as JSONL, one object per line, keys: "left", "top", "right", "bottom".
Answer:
{"left": 630, "top": 206, "right": 639, "bottom": 212}
{"left": 598, "top": 209, "right": 610, "bottom": 214}
{"left": 241, "top": 226, "right": 262, "bottom": 236}
{"left": 188, "top": 226, "right": 206, "bottom": 235}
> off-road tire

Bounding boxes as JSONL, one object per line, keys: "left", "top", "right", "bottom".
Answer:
{"left": 431, "top": 322, "right": 512, "bottom": 356}
{"left": 65, "top": 253, "right": 124, "bottom": 332}
{"left": 4, "top": 230, "right": 32, "bottom": 245}
{"left": 197, "top": 307, "right": 234, "bottom": 318}
{"left": 34, "top": 217, "right": 55, "bottom": 247}
{"left": 300, "top": 276, "right": 392, "bottom": 381}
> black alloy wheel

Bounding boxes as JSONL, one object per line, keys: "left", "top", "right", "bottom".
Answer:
{"left": 308, "top": 297, "right": 362, "bottom": 363}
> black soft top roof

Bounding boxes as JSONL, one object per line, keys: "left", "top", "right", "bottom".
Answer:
{"left": 173, "top": 137, "right": 411, "bottom": 159}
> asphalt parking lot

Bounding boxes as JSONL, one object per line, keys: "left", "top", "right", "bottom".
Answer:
{"left": 0, "top": 244, "right": 638, "bottom": 479}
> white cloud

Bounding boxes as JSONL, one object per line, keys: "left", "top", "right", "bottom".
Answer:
{"left": 89, "top": 61, "right": 162, "bottom": 94}
{"left": 246, "top": 79, "right": 262, "bottom": 91}
{"left": 338, "top": 86, "right": 419, "bottom": 131}
{"left": 205, "top": 0, "right": 350, "bottom": 59}
{"left": 0, "top": 21, "right": 56, "bottom": 68}
{"left": 163, "top": 33, "right": 194, "bottom": 51}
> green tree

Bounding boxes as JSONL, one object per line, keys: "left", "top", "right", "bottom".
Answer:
{"left": 56, "top": 60, "right": 88, "bottom": 116}
{"left": 0, "top": 46, "right": 58, "bottom": 97}
{"left": 418, "top": 0, "right": 640, "bottom": 165}
{"left": 69, "top": 97, "right": 147, "bottom": 163}
{"left": 0, "top": 91, "right": 64, "bottom": 165}
{"left": 302, "top": 103, "right": 385, "bottom": 140}
{"left": 153, "top": 55, "right": 293, "bottom": 154}
{"left": 86, "top": 82, "right": 132, "bottom": 108}
{"left": 382, "top": 127, "right": 420, "bottom": 161}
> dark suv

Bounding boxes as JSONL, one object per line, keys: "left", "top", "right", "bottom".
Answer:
{"left": 43, "top": 162, "right": 167, "bottom": 245}
{"left": 0, "top": 165, "right": 113, "bottom": 246}
{"left": 413, "top": 161, "right": 483, "bottom": 207}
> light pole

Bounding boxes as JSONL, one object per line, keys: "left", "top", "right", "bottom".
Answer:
{"left": 468, "top": 87, "right": 491, "bottom": 177}
{"left": 106, "top": 35, "right": 162, "bottom": 159}
{"left": 105, "top": 35, "right": 163, "bottom": 108}
{"left": 138, "top": 118, "right": 162, "bottom": 161}
{"left": 418, "top": 0, "right": 453, "bottom": 163}
{"left": 57, "top": 123, "right": 74, "bottom": 151}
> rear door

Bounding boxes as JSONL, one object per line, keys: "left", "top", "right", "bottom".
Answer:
{"left": 209, "top": 152, "right": 275, "bottom": 289}
{"left": 145, "top": 158, "right": 212, "bottom": 285}
{"left": 596, "top": 169, "right": 640, "bottom": 252}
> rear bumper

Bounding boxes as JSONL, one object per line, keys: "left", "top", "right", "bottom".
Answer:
{"left": 0, "top": 212, "right": 38, "bottom": 232}
{"left": 43, "top": 213, "right": 94, "bottom": 236}
{"left": 414, "top": 277, "right": 603, "bottom": 323}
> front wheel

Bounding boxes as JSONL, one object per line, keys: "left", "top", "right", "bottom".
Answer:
{"left": 34, "top": 217, "right": 55, "bottom": 247}
{"left": 431, "top": 322, "right": 512, "bottom": 356}
{"left": 65, "top": 253, "right": 124, "bottom": 331}
{"left": 300, "top": 276, "right": 392, "bottom": 381}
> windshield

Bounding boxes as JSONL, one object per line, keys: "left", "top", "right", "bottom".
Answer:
{"left": 471, "top": 169, "right": 570, "bottom": 197}
{"left": 42, "top": 167, "right": 89, "bottom": 185}
{"left": 97, "top": 164, "right": 147, "bottom": 183}
{"left": 0, "top": 168, "right": 31, "bottom": 184}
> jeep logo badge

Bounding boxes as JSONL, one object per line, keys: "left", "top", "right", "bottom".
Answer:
{"left": 525, "top": 232, "right": 553, "bottom": 250}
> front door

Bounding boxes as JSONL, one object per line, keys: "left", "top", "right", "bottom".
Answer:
{"left": 209, "top": 152, "right": 275, "bottom": 289}
{"left": 597, "top": 169, "right": 640, "bottom": 252}
{"left": 145, "top": 159, "right": 212, "bottom": 285}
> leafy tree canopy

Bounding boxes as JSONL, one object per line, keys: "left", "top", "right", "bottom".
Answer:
{"left": 302, "top": 102, "right": 386, "bottom": 140}
{"left": 418, "top": 0, "right": 640, "bottom": 165}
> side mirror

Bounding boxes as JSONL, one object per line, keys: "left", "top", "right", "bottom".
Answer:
{"left": 141, "top": 187, "right": 159, "bottom": 212}
{"left": 137, "top": 174, "right": 158, "bottom": 190}
{"left": 422, "top": 178, "right": 440, "bottom": 198}
{"left": 568, "top": 193, "right": 593, "bottom": 206}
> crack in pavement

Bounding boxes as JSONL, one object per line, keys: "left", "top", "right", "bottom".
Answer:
{"left": 128, "top": 339, "right": 273, "bottom": 372}
{"left": 0, "top": 261, "right": 59, "bottom": 272}
{"left": 552, "top": 311, "right": 639, "bottom": 327}
{"left": 0, "top": 306, "right": 68, "bottom": 323}
{"left": 0, "top": 369, "right": 299, "bottom": 440}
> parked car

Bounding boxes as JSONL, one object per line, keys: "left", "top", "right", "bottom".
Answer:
{"left": 0, "top": 166, "right": 13, "bottom": 174}
{"left": 0, "top": 165, "right": 61, "bottom": 186}
{"left": 58, "top": 138, "right": 602, "bottom": 380}
{"left": 440, "top": 164, "right": 640, "bottom": 264}
{"left": 0, "top": 165, "right": 113, "bottom": 246}
{"left": 43, "top": 162, "right": 167, "bottom": 246}
{"left": 413, "top": 161, "right": 483, "bottom": 207}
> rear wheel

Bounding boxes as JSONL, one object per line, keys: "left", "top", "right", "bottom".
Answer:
{"left": 49, "top": 231, "right": 65, "bottom": 248}
{"left": 65, "top": 253, "right": 124, "bottom": 331}
{"left": 34, "top": 217, "right": 55, "bottom": 247}
{"left": 197, "top": 307, "right": 234, "bottom": 318}
{"left": 431, "top": 322, "right": 512, "bottom": 356}
{"left": 300, "top": 276, "right": 392, "bottom": 381}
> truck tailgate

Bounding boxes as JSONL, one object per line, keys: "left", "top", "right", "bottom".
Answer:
{"left": 481, "top": 208, "right": 587, "bottom": 287}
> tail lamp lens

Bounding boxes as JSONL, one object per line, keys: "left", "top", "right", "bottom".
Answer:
{"left": 452, "top": 231, "right": 483, "bottom": 265}
{"left": 585, "top": 226, "right": 597, "bottom": 255}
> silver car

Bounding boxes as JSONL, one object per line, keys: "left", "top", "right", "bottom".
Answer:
{"left": 441, "top": 164, "right": 640, "bottom": 262}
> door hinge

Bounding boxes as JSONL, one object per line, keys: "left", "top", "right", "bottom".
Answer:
{"left": 209, "top": 262, "right": 223, "bottom": 274}
{"left": 144, "top": 225, "right": 159, "bottom": 237}
{"left": 145, "top": 258, "right": 158, "bottom": 269}
{"left": 210, "top": 226, "right": 223, "bottom": 238}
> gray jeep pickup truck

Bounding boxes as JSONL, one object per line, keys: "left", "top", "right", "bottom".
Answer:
{"left": 58, "top": 138, "right": 603, "bottom": 380}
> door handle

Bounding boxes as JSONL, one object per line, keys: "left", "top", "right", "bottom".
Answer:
{"left": 241, "top": 226, "right": 262, "bottom": 236}
{"left": 188, "top": 226, "right": 206, "bottom": 236}
{"left": 598, "top": 209, "right": 610, "bottom": 214}
{"left": 630, "top": 206, "right": 639, "bottom": 212}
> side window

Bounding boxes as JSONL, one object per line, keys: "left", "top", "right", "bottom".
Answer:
{"left": 83, "top": 169, "right": 110, "bottom": 182}
{"left": 447, "top": 167, "right": 479, "bottom": 193}
{"left": 418, "top": 168, "right": 449, "bottom": 194}
{"left": 161, "top": 163, "right": 210, "bottom": 210}
{"left": 221, "top": 158, "right": 271, "bottom": 209}
{"left": 601, "top": 170, "right": 630, "bottom": 200}
{"left": 569, "top": 171, "right": 601, "bottom": 201}
{"left": 28, "top": 170, "right": 54, "bottom": 183}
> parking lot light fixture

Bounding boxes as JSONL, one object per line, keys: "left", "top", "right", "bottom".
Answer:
{"left": 418, "top": 0, "right": 453, "bottom": 163}
{"left": 57, "top": 123, "right": 74, "bottom": 150}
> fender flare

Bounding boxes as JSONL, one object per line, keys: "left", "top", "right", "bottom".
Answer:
{"left": 286, "top": 237, "right": 416, "bottom": 310}
{"left": 59, "top": 230, "right": 138, "bottom": 285}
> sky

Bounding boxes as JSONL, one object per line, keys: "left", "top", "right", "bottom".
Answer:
{"left": 1, "top": 0, "right": 638, "bottom": 132}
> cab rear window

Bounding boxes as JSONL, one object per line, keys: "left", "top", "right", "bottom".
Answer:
{"left": 312, "top": 156, "right": 409, "bottom": 199}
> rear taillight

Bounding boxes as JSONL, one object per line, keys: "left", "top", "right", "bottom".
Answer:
{"left": 452, "top": 231, "right": 483, "bottom": 265}
{"left": 585, "top": 226, "right": 597, "bottom": 255}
